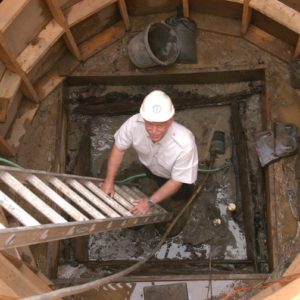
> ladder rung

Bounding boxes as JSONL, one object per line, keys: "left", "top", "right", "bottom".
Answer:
{"left": 48, "top": 177, "right": 105, "bottom": 220}
{"left": 67, "top": 180, "right": 120, "bottom": 218}
{"left": 0, "top": 191, "right": 40, "bottom": 226}
{"left": 114, "top": 185, "right": 136, "bottom": 204}
{"left": 121, "top": 185, "right": 141, "bottom": 201}
{"left": 84, "top": 181, "right": 131, "bottom": 216}
{"left": 26, "top": 175, "right": 88, "bottom": 222}
{"left": 0, "top": 172, "right": 66, "bottom": 224}
{"left": 102, "top": 184, "right": 133, "bottom": 210}
{"left": 131, "top": 187, "right": 164, "bottom": 213}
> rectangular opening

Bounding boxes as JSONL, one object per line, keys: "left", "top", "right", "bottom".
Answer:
{"left": 64, "top": 66, "right": 276, "bottom": 279}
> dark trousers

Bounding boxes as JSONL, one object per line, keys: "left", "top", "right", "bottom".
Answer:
{"left": 143, "top": 167, "right": 194, "bottom": 201}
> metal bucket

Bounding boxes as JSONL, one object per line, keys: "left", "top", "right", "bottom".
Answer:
{"left": 128, "top": 22, "right": 180, "bottom": 68}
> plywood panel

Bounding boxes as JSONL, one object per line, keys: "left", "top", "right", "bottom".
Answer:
{"left": 0, "top": 91, "right": 22, "bottom": 138}
{"left": 2, "top": 0, "right": 52, "bottom": 57}
{"left": 190, "top": 0, "right": 242, "bottom": 19}
{"left": 28, "top": 39, "right": 66, "bottom": 83}
{"left": 244, "top": 25, "right": 294, "bottom": 62}
{"left": 0, "top": 70, "right": 21, "bottom": 122}
{"left": 252, "top": 10, "right": 298, "bottom": 46}
{"left": 65, "top": 0, "right": 117, "bottom": 27}
{"left": 125, "top": 0, "right": 179, "bottom": 15}
{"left": 79, "top": 20, "right": 126, "bottom": 60}
{"left": 71, "top": 3, "right": 119, "bottom": 44}
{"left": 251, "top": 0, "right": 300, "bottom": 34}
{"left": 16, "top": 19, "right": 64, "bottom": 74}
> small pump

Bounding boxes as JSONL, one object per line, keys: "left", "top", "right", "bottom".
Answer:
{"left": 209, "top": 131, "right": 225, "bottom": 157}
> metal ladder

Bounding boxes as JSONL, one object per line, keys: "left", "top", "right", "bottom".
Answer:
{"left": 0, "top": 166, "right": 171, "bottom": 250}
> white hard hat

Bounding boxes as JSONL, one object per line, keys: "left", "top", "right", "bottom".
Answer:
{"left": 140, "top": 90, "right": 175, "bottom": 122}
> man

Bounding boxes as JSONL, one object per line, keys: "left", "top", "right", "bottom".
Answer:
{"left": 102, "top": 90, "right": 198, "bottom": 215}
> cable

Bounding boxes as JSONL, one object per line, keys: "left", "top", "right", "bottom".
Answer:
{"left": 0, "top": 157, "right": 22, "bottom": 169}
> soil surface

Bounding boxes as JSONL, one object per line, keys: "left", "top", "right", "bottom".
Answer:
{"left": 15, "top": 12, "right": 300, "bottom": 300}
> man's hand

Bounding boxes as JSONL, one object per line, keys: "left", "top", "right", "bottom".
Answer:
{"left": 131, "top": 198, "right": 151, "bottom": 215}
{"left": 101, "top": 180, "right": 115, "bottom": 197}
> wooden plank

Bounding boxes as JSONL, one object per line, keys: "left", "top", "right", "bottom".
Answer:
{"left": 66, "top": 0, "right": 117, "bottom": 27}
{"left": 251, "top": 253, "right": 300, "bottom": 299}
{"left": 79, "top": 21, "right": 126, "bottom": 61}
{"left": 0, "top": 253, "right": 41, "bottom": 297}
{"left": 26, "top": 175, "right": 89, "bottom": 222}
{"left": 242, "top": 0, "right": 252, "bottom": 35}
{"left": 264, "top": 278, "right": 300, "bottom": 300}
{"left": 244, "top": 25, "right": 294, "bottom": 62}
{"left": 16, "top": 19, "right": 64, "bottom": 74}
{"left": 69, "top": 65, "right": 265, "bottom": 85}
{"left": 250, "top": 0, "right": 300, "bottom": 35}
{"left": 0, "top": 278, "right": 19, "bottom": 298}
{"left": 0, "top": 136, "right": 15, "bottom": 157}
{"left": 0, "top": 35, "right": 39, "bottom": 102}
{"left": 294, "top": 36, "right": 300, "bottom": 58}
{"left": 0, "top": 0, "right": 52, "bottom": 58}
{"left": 48, "top": 177, "right": 106, "bottom": 219}
{"left": 0, "top": 191, "right": 40, "bottom": 226}
{"left": 0, "top": 0, "right": 29, "bottom": 32}
{"left": 0, "top": 172, "right": 67, "bottom": 224}
{"left": 118, "top": 0, "right": 130, "bottom": 30}
{"left": 0, "top": 91, "right": 22, "bottom": 139}
{"left": 0, "top": 62, "right": 6, "bottom": 81}
{"left": 34, "top": 68, "right": 65, "bottom": 101}
{"left": 46, "top": 0, "right": 81, "bottom": 60}
{"left": 231, "top": 102, "right": 257, "bottom": 270}
{"left": 189, "top": 12, "right": 241, "bottom": 37}
{"left": 182, "top": 0, "right": 189, "bottom": 17}
{"left": 0, "top": 70, "right": 21, "bottom": 123}
{"left": 5, "top": 100, "right": 38, "bottom": 150}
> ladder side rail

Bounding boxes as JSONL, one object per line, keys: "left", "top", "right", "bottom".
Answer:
{"left": 26, "top": 175, "right": 88, "bottom": 222}
{"left": 0, "top": 166, "right": 103, "bottom": 184}
{"left": 48, "top": 177, "right": 105, "bottom": 220}
{"left": 84, "top": 181, "right": 131, "bottom": 216}
{"left": 0, "top": 172, "right": 66, "bottom": 224}
{"left": 0, "top": 214, "right": 172, "bottom": 250}
{"left": 0, "top": 191, "right": 40, "bottom": 226}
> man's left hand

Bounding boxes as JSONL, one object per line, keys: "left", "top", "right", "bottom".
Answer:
{"left": 131, "top": 198, "right": 151, "bottom": 215}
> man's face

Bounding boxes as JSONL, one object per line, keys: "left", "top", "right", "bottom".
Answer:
{"left": 144, "top": 118, "right": 173, "bottom": 143}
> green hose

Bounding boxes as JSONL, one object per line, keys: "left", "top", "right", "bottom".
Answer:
{"left": 0, "top": 157, "right": 22, "bottom": 169}
{"left": 117, "top": 173, "right": 147, "bottom": 183}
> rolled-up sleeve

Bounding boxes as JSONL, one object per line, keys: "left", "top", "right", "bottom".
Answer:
{"left": 171, "top": 143, "right": 198, "bottom": 184}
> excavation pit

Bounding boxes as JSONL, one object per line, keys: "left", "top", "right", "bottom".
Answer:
{"left": 62, "top": 66, "right": 275, "bottom": 283}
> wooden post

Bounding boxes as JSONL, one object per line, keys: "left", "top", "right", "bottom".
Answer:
{"left": 182, "top": 0, "right": 189, "bottom": 18}
{"left": 294, "top": 36, "right": 300, "bottom": 58}
{"left": 45, "top": 0, "right": 81, "bottom": 61}
{"left": 118, "top": 0, "right": 130, "bottom": 30}
{"left": 0, "top": 34, "right": 39, "bottom": 103}
{"left": 242, "top": 0, "right": 252, "bottom": 35}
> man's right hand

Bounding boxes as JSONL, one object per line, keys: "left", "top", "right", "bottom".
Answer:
{"left": 101, "top": 180, "right": 115, "bottom": 196}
